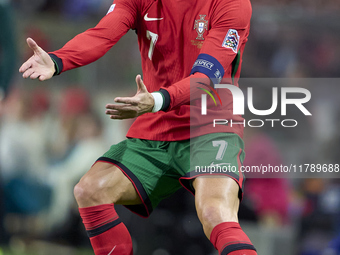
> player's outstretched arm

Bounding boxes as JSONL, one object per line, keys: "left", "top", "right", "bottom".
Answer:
{"left": 19, "top": 38, "right": 55, "bottom": 81}
{"left": 105, "top": 75, "right": 155, "bottom": 119}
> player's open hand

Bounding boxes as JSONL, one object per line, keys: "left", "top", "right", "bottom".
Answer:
{"left": 105, "top": 75, "right": 154, "bottom": 119}
{"left": 19, "top": 38, "right": 55, "bottom": 81}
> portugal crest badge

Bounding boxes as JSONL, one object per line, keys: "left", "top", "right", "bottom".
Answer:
{"left": 194, "top": 15, "right": 208, "bottom": 40}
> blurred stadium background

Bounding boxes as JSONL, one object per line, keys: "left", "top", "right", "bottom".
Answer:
{"left": 0, "top": 0, "right": 340, "bottom": 254}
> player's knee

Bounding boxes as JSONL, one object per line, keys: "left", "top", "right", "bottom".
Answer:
{"left": 73, "top": 177, "right": 106, "bottom": 206}
{"left": 199, "top": 202, "right": 222, "bottom": 227}
{"left": 73, "top": 181, "right": 87, "bottom": 204}
{"left": 198, "top": 198, "right": 238, "bottom": 229}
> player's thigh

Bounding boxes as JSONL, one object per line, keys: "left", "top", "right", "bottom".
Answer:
{"left": 74, "top": 161, "right": 142, "bottom": 207}
{"left": 185, "top": 133, "right": 245, "bottom": 215}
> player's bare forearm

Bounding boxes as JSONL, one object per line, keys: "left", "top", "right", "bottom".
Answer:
{"left": 105, "top": 75, "right": 155, "bottom": 119}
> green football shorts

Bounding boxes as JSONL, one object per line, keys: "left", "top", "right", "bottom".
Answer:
{"left": 96, "top": 133, "right": 245, "bottom": 218}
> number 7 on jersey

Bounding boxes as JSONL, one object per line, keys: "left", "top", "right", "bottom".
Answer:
{"left": 146, "top": 30, "right": 158, "bottom": 60}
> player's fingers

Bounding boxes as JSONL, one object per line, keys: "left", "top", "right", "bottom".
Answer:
{"left": 135, "top": 74, "right": 141, "bottom": 85}
{"left": 30, "top": 72, "right": 41, "bottom": 80}
{"left": 109, "top": 110, "right": 138, "bottom": 119}
{"left": 110, "top": 115, "right": 124, "bottom": 120}
{"left": 135, "top": 74, "right": 147, "bottom": 92}
{"left": 106, "top": 104, "right": 118, "bottom": 110}
{"left": 106, "top": 104, "right": 134, "bottom": 110}
{"left": 114, "top": 97, "right": 138, "bottom": 105}
{"left": 27, "top": 38, "right": 42, "bottom": 55}
{"left": 22, "top": 68, "right": 35, "bottom": 79}
{"left": 39, "top": 75, "right": 47, "bottom": 81}
{"left": 109, "top": 114, "right": 134, "bottom": 120}
{"left": 105, "top": 109, "right": 120, "bottom": 115}
{"left": 19, "top": 59, "right": 33, "bottom": 73}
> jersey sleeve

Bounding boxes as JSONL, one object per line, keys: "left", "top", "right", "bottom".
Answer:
{"left": 49, "top": 0, "right": 140, "bottom": 73}
{"left": 158, "top": 0, "right": 252, "bottom": 111}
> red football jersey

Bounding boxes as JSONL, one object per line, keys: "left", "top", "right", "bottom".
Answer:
{"left": 50, "top": 0, "right": 252, "bottom": 141}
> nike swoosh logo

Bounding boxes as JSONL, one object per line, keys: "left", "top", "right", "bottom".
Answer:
{"left": 209, "top": 162, "right": 231, "bottom": 167}
{"left": 107, "top": 245, "right": 117, "bottom": 255}
{"left": 144, "top": 13, "right": 163, "bottom": 21}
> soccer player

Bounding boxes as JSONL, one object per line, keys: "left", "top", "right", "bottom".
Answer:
{"left": 19, "top": 0, "right": 256, "bottom": 254}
